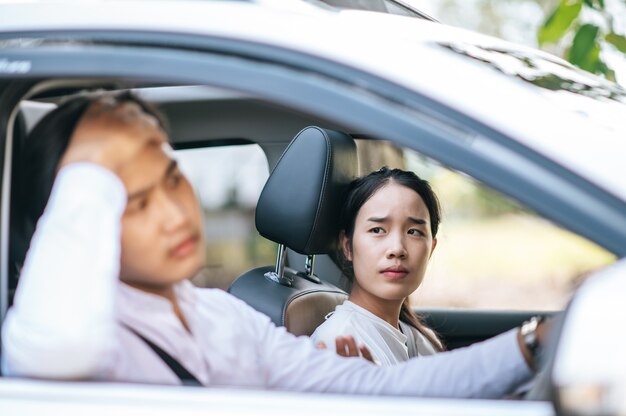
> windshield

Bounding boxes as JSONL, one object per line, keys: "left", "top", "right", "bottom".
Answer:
{"left": 301, "top": 0, "right": 436, "bottom": 20}
{"left": 431, "top": 40, "right": 626, "bottom": 202}
{"left": 440, "top": 41, "right": 626, "bottom": 103}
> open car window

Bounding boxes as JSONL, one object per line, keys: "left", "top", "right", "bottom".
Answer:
{"left": 354, "top": 139, "right": 615, "bottom": 311}
{"left": 174, "top": 135, "right": 614, "bottom": 312}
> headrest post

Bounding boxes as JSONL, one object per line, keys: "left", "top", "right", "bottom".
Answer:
{"left": 264, "top": 244, "right": 293, "bottom": 286}
{"left": 297, "top": 254, "right": 321, "bottom": 284}
{"left": 305, "top": 255, "right": 315, "bottom": 277}
{"left": 275, "top": 243, "right": 287, "bottom": 276}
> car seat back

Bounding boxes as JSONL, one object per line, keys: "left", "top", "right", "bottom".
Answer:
{"left": 228, "top": 126, "right": 357, "bottom": 336}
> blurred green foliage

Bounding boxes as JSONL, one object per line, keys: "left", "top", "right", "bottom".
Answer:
{"left": 539, "top": 0, "right": 626, "bottom": 80}
{"left": 405, "top": 153, "right": 528, "bottom": 220}
{"left": 428, "top": 170, "right": 528, "bottom": 220}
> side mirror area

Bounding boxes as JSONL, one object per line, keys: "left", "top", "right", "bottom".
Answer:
{"left": 551, "top": 258, "right": 626, "bottom": 416}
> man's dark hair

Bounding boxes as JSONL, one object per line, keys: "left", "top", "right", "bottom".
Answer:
{"left": 10, "top": 91, "right": 166, "bottom": 278}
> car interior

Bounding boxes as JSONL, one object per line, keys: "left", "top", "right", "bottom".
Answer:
{"left": 4, "top": 81, "right": 578, "bottom": 351}
{"left": 1, "top": 77, "right": 614, "bottom": 395}
{"left": 7, "top": 85, "right": 375, "bottom": 339}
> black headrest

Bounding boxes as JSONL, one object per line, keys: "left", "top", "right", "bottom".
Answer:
{"left": 255, "top": 126, "right": 357, "bottom": 255}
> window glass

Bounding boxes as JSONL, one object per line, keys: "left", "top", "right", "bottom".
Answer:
{"left": 355, "top": 139, "right": 615, "bottom": 311}
{"left": 383, "top": 0, "right": 418, "bottom": 16}
{"left": 176, "top": 144, "right": 276, "bottom": 290}
{"left": 316, "top": 0, "right": 418, "bottom": 16}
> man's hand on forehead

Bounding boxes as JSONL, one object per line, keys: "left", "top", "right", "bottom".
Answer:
{"left": 59, "top": 97, "right": 168, "bottom": 175}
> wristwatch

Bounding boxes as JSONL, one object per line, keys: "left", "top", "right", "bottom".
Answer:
{"left": 520, "top": 316, "right": 544, "bottom": 362}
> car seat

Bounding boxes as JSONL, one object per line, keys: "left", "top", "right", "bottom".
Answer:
{"left": 228, "top": 126, "right": 357, "bottom": 336}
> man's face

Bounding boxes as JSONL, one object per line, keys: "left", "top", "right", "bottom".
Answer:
{"left": 114, "top": 114, "right": 205, "bottom": 289}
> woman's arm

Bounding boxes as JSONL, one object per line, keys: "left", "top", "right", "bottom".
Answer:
{"left": 1, "top": 164, "right": 126, "bottom": 378}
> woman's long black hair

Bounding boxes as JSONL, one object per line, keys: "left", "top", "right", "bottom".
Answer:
{"left": 335, "top": 167, "right": 445, "bottom": 351}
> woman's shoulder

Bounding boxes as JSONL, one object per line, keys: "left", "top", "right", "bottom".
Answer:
{"left": 310, "top": 302, "right": 366, "bottom": 342}
{"left": 400, "top": 321, "right": 439, "bottom": 356}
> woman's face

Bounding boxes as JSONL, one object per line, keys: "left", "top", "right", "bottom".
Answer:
{"left": 342, "top": 181, "right": 437, "bottom": 305}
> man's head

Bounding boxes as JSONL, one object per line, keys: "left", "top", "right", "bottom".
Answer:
{"left": 117, "top": 139, "right": 205, "bottom": 289}
{"left": 15, "top": 92, "right": 205, "bottom": 287}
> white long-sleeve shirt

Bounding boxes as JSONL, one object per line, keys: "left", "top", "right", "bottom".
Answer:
{"left": 311, "top": 301, "right": 438, "bottom": 366}
{"left": 1, "top": 163, "right": 533, "bottom": 398}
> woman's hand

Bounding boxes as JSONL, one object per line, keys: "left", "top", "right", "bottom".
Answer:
{"left": 317, "top": 336, "right": 375, "bottom": 363}
{"left": 59, "top": 98, "right": 167, "bottom": 175}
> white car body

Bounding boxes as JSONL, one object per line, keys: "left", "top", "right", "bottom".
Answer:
{"left": 1, "top": 1, "right": 625, "bottom": 415}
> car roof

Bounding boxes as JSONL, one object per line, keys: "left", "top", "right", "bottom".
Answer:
{"left": 1, "top": 0, "right": 626, "bottom": 201}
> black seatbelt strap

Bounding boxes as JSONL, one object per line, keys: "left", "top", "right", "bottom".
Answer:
{"left": 122, "top": 324, "right": 203, "bottom": 386}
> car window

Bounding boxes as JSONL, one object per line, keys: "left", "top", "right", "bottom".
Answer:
{"left": 381, "top": 0, "right": 419, "bottom": 16}
{"left": 317, "top": 0, "right": 419, "bottom": 16}
{"left": 355, "top": 139, "right": 616, "bottom": 311}
{"left": 175, "top": 144, "right": 276, "bottom": 290}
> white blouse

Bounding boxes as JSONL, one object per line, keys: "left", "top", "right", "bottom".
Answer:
{"left": 2, "top": 163, "right": 533, "bottom": 398}
{"left": 311, "top": 301, "right": 438, "bottom": 366}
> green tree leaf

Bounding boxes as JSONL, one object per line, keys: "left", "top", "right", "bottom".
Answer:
{"left": 538, "top": 0, "right": 583, "bottom": 45}
{"left": 583, "top": 0, "right": 605, "bottom": 10}
{"left": 606, "top": 33, "right": 626, "bottom": 53}
{"left": 568, "top": 23, "right": 600, "bottom": 67}
{"left": 587, "top": 46, "right": 615, "bottom": 81}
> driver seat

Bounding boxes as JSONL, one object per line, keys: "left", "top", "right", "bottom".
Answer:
{"left": 228, "top": 126, "right": 357, "bottom": 336}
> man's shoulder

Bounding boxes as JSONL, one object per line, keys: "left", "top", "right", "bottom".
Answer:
{"left": 194, "top": 287, "right": 239, "bottom": 305}
{"left": 193, "top": 287, "right": 271, "bottom": 322}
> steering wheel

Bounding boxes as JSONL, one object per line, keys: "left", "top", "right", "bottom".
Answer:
{"left": 522, "top": 311, "right": 565, "bottom": 401}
